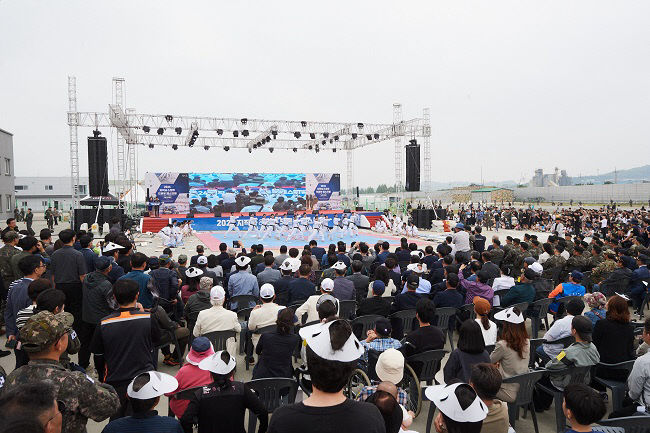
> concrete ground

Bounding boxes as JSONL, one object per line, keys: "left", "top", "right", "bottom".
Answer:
{"left": 0, "top": 215, "right": 606, "bottom": 433}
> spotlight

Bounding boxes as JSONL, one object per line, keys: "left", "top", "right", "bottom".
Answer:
{"left": 157, "top": 127, "right": 164, "bottom": 135}
{"left": 292, "top": 148, "right": 297, "bottom": 152}
{"left": 269, "top": 147, "right": 274, "bottom": 153}
{"left": 204, "top": 145, "right": 210, "bottom": 150}
{"left": 248, "top": 148, "right": 252, "bottom": 154}
{"left": 315, "top": 145, "right": 320, "bottom": 153}
{"left": 309, "top": 133, "right": 316, "bottom": 139}
{"left": 294, "top": 131, "right": 301, "bottom": 138}
{"left": 148, "top": 144, "right": 154, "bottom": 149}
{"left": 322, "top": 140, "right": 326, "bottom": 145}
{"left": 351, "top": 133, "right": 357, "bottom": 139}
{"left": 233, "top": 130, "right": 239, "bottom": 137}
{"left": 172, "top": 144, "right": 178, "bottom": 150}
{"left": 357, "top": 122, "right": 364, "bottom": 129}
{"left": 308, "top": 145, "right": 313, "bottom": 150}
{"left": 271, "top": 130, "right": 278, "bottom": 138}
{"left": 329, "top": 139, "right": 333, "bottom": 144}
{"left": 332, "top": 148, "right": 337, "bottom": 153}
{"left": 224, "top": 146, "right": 230, "bottom": 151}
{"left": 301, "top": 121, "right": 307, "bottom": 127}
{"left": 409, "top": 139, "right": 418, "bottom": 145}
{"left": 143, "top": 126, "right": 150, "bottom": 133}
{"left": 242, "top": 130, "right": 249, "bottom": 137}
{"left": 334, "top": 135, "right": 339, "bottom": 141}
{"left": 174, "top": 127, "right": 182, "bottom": 135}
{"left": 373, "top": 133, "right": 379, "bottom": 139}
{"left": 165, "top": 115, "right": 173, "bottom": 122}
{"left": 323, "top": 132, "right": 329, "bottom": 138}
{"left": 241, "top": 118, "right": 248, "bottom": 124}
{"left": 216, "top": 129, "right": 223, "bottom": 135}
{"left": 366, "top": 134, "right": 372, "bottom": 140}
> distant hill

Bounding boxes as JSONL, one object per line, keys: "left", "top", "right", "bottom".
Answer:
{"left": 574, "top": 165, "right": 650, "bottom": 184}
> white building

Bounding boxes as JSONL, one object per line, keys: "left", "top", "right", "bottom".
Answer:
{"left": 0, "top": 129, "right": 15, "bottom": 220}
{"left": 15, "top": 177, "right": 89, "bottom": 212}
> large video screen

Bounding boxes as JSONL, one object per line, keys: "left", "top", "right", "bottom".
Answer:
{"left": 144, "top": 172, "right": 341, "bottom": 214}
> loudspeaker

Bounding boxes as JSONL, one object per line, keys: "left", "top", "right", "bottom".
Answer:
{"left": 186, "top": 213, "right": 195, "bottom": 218}
{"left": 355, "top": 207, "right": 363, "bottom": 211}
{"left": 344, "top": 209, "right": 351, "bottom": 213}
{"left": 73, "top": 208, "right": 124, "bottom": 232}
{"left": 312, "top": 210, "right": 319, "bottom": 215}
{"left": 88, "top": 135, "right": 109, "bottom": 197}
{"left": 214, "top": 212, "right": 221, "bottom": 217}
{"left": 405, "top": 144, "right": 420, "bottom": 192}
{"left": 356, "top": 187, "right": 359, "bottom": 198}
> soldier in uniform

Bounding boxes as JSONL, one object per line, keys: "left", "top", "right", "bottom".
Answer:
{"left": 564, "top": 245, "right": 588, "bottom": 273}
{"left": 490, "top": 239, "right": 505, "bottom": 266}
{"left": 586, "top": 245, "right": 604, "bottom": 270}
{"left": 542, "top": 246, "right": 568, "bottom": 280}
{"left": 564, "top": 234, "right": 575, "bottom": 254}
{"left": 591, "top": 250, "right": 618, "bottom": 284}
{"left": 4, "top": 311, "right": 120, "bottom": 433}
{"left": 502, "top": 238, "right": 521, "bottom": 269}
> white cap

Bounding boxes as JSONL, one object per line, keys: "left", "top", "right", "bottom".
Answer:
{"left": 197, "top": 256, "right": 208, "bottom": 265}
{"left": 210, "top": 285, "right": 225, "bottom": 301}
{"left": 407, "top": 263, "right": 424, "bottom": 274}
{"left": 260, "top": 283, "right": 275, "bottom": 299}
{"left": 320, "top": 278, "right": 334, "bottom": 292}
{"left": 280, "top": 260, "right": 294, "bottom": 271}
{"left": 529, "top": 262, "right": 543, "bottom": 274}
{"left": 332, "top": 261, "right": 347, "bottom": 271}
{"left": 127, "top": 371, "right": 178, "bottom": 399}
{"left": 185, "top": 267, "right": 204, "bottom": 278}
{"left": 102, "top": 242, "right": 122, "bottom": 253}
{"left": 298, "top": 319, "right": 364, "bottom": 362}
{"left": 375, "top": 348, "right": 404, "bottom": 384}
{"left": 235, "top": 256, "right": 251, "bottom": 267}
{"left": 410, "top": 250, "right": 424, "bottom": 260}
{"left": 615, "top": 292, "right": 630, "bottom": 301}
{"left": 198, "top": 350, "right": 237, "bottom": 375}
{"left": 288, "top": 258, "right": 301, "bottom": 272}
{"left": 494, "top": 307, "right": 525, "bottom": 324}
{"left": 424, "top": 383, "right": 488, "bottom": 422}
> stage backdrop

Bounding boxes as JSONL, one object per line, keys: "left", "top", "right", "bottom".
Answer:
{"left": 144, "top": 172, "right": 341, "bottom": 214}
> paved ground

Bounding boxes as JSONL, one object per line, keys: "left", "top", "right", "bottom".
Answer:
{"left": 0, "top": 215, "right": 594, "bottom": 432}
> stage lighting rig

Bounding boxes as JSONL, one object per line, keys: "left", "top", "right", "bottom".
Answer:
{"left": 366, "top": 134, "right": 372, "bottom": 140}
{"left": 242, "top": 130, "right": 249, "bottom": 137}
{"left": 351, "top": 133, "right": 357, "bottom": 139}
{"left": 233, "top": 131, "right": 239, "bottom": 137}
{"left": 143, "top": 126, "right": 150, "bottom": 133}
{"left": 175, "top": 127, "right": 182, "bottom": 135}
{"left": 301, "top": 121, "right": 307, "bottom": 127}
{"left": 241, "top": 118, "right": 248, "bottom": 124}
{"left": 204, "top": 145, "right": 210, "bottom": 150}
{"left": 334, "top": 135, "right": 339, "bottom": 141}
{"left": 248, "top": 148, "right": 252, "bottom": 154}
{"left": 216, "top": 129, "right": 223, "bottom": 135}
{"left": 185, "top": 122, "right": 199, "bottom": 147}
{"left": 332, "top": 148, "right": 337, "bottom": 153}
{"left": 309, "top": 133, "right": 316, "bottom": 139}
{"left": 323, "top": 132, "right": 329, "bottom": 138}
{"left": 292, "top": 148, "right": 297, "bottom": 152}
{"left": 148, "top": 144, "right": 154, "bottom": 149}
{"left": 308, "top": 145, "right": 313, "bottom": 150}
{"left": 224, "top": 146, "right": 230, "bottom": 151}
{"left": 357, "top": 123, "right": 364, "bottom": 129}
{"left": 165, "top": 115, "right": 173, "bottom": 122}
{"left": 294, "top": 131, "right": 301, "bottom": 139}
{"left": 269, "top": 147, "right": 274, "bottom": 153}
{"left": 409, "top": 139, "right": 418, "bottom": 145}
{"left": 172, "top": 144, "right": 178, "bottom": 150}
{"left": 157, "top": 127, "right": 164, "bottom": 135}
{"left": 271, "top": 130, "right": 278, "bottom": 138}
{"left": 373, "top": 133, "right": 379, "bottom": 139}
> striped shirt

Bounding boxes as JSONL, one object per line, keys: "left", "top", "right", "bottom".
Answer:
{"left": 16, "top": 305, "right": 36, "bottom": 330}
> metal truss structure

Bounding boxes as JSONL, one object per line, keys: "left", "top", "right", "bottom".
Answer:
{"left": 67, "top": 77, "right": 432, "bottom": 215}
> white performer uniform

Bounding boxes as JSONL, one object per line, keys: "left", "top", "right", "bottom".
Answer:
{"left": 320, "top": 216, "right": 331, "bottom": 239}
{"left": 279, "top": 216, "right": 293, "bottom": 238}
{"left": 225, "top": 215, "right": 240, "bottom": 236}
{"left": 272, "top": 216, "right": 282, "bottom": 239}
{"left": 349, "top": 213, "right": 360, "bottom": 236}
{"left": 259, "top": 216, "right": 270, "bottom": 240}
{"left": 341, "top": 215, "right": 351, "bottom": 237}
{"left": 246, "top": 215, "right": 259, "bottom": 238}
{"left": 172, "top": 224, "right": 184, "bottom": 246}
{"left": 288, "top": 216, "right": 302, "bottom": 240}
{"left": 300, "top": 215, "right": 312, "bottom": 240}
{"left": 160, "top": 225, "right": 175, "bottom": 247}
{"left": 308, "top": 216, "right": 324, "bottom": 242}
{"left": 331, "top": 215, "right": 342, "bottom": 239}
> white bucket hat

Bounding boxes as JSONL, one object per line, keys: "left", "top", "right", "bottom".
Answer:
{"left": 185, "top": 267, "right": 204, "bottom": 278}
{"left": 127, "top": 371, "right": 178, "bottom": 399}
{"left": 494, "top": 307, "right": 525, "bottom": 324}
{"left": 298, "top": 319, "right": 363, "bottom": 362}
{"left": 375, "top": 348, "right": 404, "bottom": 384}
{"left": 424, "top": 383, "right": 488, "bottom": 422}
{"left": 198, "top": 350, "right": 237, "bottom": 375}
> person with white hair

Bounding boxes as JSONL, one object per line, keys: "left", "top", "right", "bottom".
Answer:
{"left": 295, "top": 279, "right": 338, "bottom": 325}
{"left": 193, "top": 286, "right": 241, "bottom": 356}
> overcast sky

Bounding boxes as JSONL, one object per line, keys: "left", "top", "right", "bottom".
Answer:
{"left": 1, "top": 0, "right": 649, "bottom": 188}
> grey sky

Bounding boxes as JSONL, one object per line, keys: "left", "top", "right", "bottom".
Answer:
{"left": 1, "top": 0, "right": 648, "bottom": 188}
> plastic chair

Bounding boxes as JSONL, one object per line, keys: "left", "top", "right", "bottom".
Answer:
{"left": 528, "top": 298, "right": 553, "bottom": 338}
{"left": 389, "top": 309, "right": 418, "bottom": 338}
{"left": 433, "top": 307, "right": 458, "bottom": 350}
{"left": 406, "top": 349, "right": 447, "bottom": 385}
{"left": 592, "top": 427, "right": 624, "bottom": 433}
{"left": 154, "top": 328, "right": 184, "bottom": 369}
{"left": 555, "top": 295, "right": 583, "bottom": 318}
{"left": 529, "top": 338, "right": 547, "bottom": 368}
{"left": 227, "top": 295, "right": 259, "bottom": 311}
{"left": 338, "top": 300, "right": 357, "bottom": 320}
{"left": 597, "top": 416, "right": 650, "bottom": 433}
{"left": 502, "top": 369, "right": 546, "bottom": 433}
{"left": 202, "top": 330, "right": 237, "bottom": 351}
{"left": 510, "top": 302, "right": 529, "bottom": 318}
{"left": 485, "top": 344, "right": 495, "bottom": 354}
{"left": 593, "top": 360, "right": 636, "bottom": 412}
{"left": 167, "top": 385, "right": 204, "bottom": 417}
{"left": 536, "top": 365, "right": 592, "bottom": 433}
{"left": 459, "top": 303, "right": 477, "bottom": 320}
{"left": 245, "top": 324, "right": 278, "bottom": 370}
{"left": 245, "top": 378, "right": 298, "bottom": 433}
{"left": 351, "top": 314, "right": 383, "bottom": 340}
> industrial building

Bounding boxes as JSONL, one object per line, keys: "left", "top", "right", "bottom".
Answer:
{"left": 530, "top": 168, "right": 572, "bottom": 187}
{"left": 15, "top": 177, "right": 88, "bottom": 212}
{"left": 0, "top": 128, "right": 15, "bottom": 220}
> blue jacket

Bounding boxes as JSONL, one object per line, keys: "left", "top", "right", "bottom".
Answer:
{"left": 119, "top": 270, "right": 153, "bottom": 308}
{"left": 4, "top": 277, "right": 33, "bottom": 336}
{"left": 629, "top": 265, "right": 650, "bottom": 295}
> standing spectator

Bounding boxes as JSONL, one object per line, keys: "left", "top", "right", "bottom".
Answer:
{"left": 1, "top": 217, "right": 19, "bottom": 239}
{"left": 53, "top": 207, "right": 61, "bottom": 225}
{"left": 227, "top": 256, "right": 259, "bottom": 310}
{"left": 473, "top": 297, "right": 497, "bottom": 346}
{"left": 50, "top": 229, "right": 87, "bottom": 332}
{"left": 100, "top": 242, "right": 125, "bottom": 283}
{"left": 253, "top": 307, "right": 302, "bottom": 380}
{"left": 490, "top": 307, "right": 530, "bottom": 402}
{"left": 45, "top": 207, "right": 54, "bottom": 231}
{"left": 118, "top": 252, "right": 153, "bottom": 308}
{"left": 11, "top": 236, "right": 47, "bottom": 279}
{"left": 102, "top": 371, "right": 183, "bottom": 433}
{"left": 629, "top": 254, "right": 650, "bottom": 310}
{"left": 91, "top": 279, "right": 161, "bottom": 419}
{"left": 444, "top": 320, "right": 491, "bottom": 384}
{"left": 0, "top": 231, "right": 21, "bottom": 288}
{"left": 79, "top": 234, "right": 96, "bottom": 274}
{"left": 5, "top": 311, "right": 120, "bottom": 433}
{"left": 0, "top": 381, "right": 64, "bottom": 433}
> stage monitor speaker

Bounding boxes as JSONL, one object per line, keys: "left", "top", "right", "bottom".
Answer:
{"left": 73, "top": 208, "right": 124, "bottom": 232}
{"left": 405, "top": 144, "right": 420, "bottom": 192}
{"left": 355, "top": 207, "right": 363, "bottom": 211}
{"left": 214, "top": 212, "right": 221, "bottom": 217}
{"left": 88, "top": 134, "right": 109, "bottom": 197}
{"left": 186, "top": 213, "right": 194, "bottom": 218}
{"left": 312, "top": 210, "right": 319, "bottom": 215}
{"left": 344, "top": 209, "right": 351, "bottom": 213}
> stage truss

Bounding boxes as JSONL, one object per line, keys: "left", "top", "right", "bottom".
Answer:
{"left": 67, "top": 77, "right": 431, "bottom": 216}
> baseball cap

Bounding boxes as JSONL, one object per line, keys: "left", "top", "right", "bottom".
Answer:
{"left": 372, "top": 280, "right": 386, "bottom": 296}
{"left": 375, "top": 348, "right": 404, "bottom": 384}
{"left": 320, "top": 278, "right": 334, "bottom": 292}
{"left": 197, "top": 256, "right": 208, "bottom": 265}
{"left": 94, "top": 256, "right": 112, "bottom": 271}
{"left": 572, "top": 315, "right": 593, "bottom": 341}
{"left": 102, "top": 242, "right": 122, "bottom": 253}
{"left": 524, "top": 257, "right": 536, "bottom": 265}
{"left": 185, "top": 267, "right": 204, "bottom": 278}
{"left": 455, "top": 223, "right": 465, "bottom": 229}
{"left": 147, "top": 257, "right": 160, "bottom": 268}
{"left": 570, "top": 270, "right": 584, "bottom": 281}
{"left": 127, "top": 371, "right": 178, "bottom": 399}
{"left": 159, "top": 254, "right": 171, "bottom": 264}
{"left": 375, "top": 318, "right": 392, "bottom": 336}
{"left": 20, "top": 311, "right": 68, "bottom": 353}
{"left": 178, "top": 254, "right": 188, "bottom": 263}
{"left": 529, "top": 262, "right": 543, "bottom": 275}
{"left": 424, "top": 383, "right": 488, "bottom": 422}
{"left": 316, "top": 294, "right": 339, "bottom": 312}
{"left": 406, "top": 273, "right": 420, "bottom": 289}
{"left": 235, "top": 256, "right": 251, "bottom": 267}
{"left": 473, "top": 296, "right": 491, "bottom": 316}
{"left": 332, "top": 261, "right": 347, "bottom": 271}
{"left": 298, "top": 319, "right": 364, "bottom": 362}
{"left": 210, "top": 285, "right": 225, "bottom": 301}
{"left": 494, "top": 307, "right": 524, "bottom": 324}
{"left": 260, "top": 283, "right": 275, "bottom": 299}
{"left": 186, "top": 336, "right": 215, "bottom": 366}
{"left": 198, "top": 350, "right": 237, "bottom": 375}
{"left": 523, "top": 268, "right": 539, "bottom": 280}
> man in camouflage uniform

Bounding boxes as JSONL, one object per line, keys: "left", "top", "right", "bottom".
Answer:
{"left": 3, "top": 311, "right": 119, "bottom": 433}
{"left": 564, "top": 245, "right": 588, "bottom": 272}
{"left": 489, "top": 239, "right": 505, "bottom": 266}
{"left": 512, "top": 242, "right": 533, "bottom": 278}
{"left": 542, "top": 246, "right": 567, "bottom": 280}
{"left": 564, "top": 234, "right": 575, "bottom": 254}
{"left": 591, "top": 250, "right": 618, "bottom": 284}
{"left": 0, "top": 231, "right": 21, "bottom": 326}
{"left": 502, "top": 238, "right": 521, "bottom": 268}
{"left": 586, "top": 245, "right": 604, "bottom": 270}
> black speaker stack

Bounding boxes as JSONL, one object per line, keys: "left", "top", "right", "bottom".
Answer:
{"left": 405, "top": 144, "right": 421, "bottom": 192}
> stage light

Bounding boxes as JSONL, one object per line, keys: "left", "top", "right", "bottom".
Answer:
{"left": 143, "top": 126, "right": 150, "bottom": 133}
{"left": 301, "top": 121, "right": 307, "bottom": 127}
{"left": 315, "top": 146, "right": 320, "bottom": 153}
{"left": 366, "top": 134, "right": 372, "bottom": 140}
{"left": 373, "top": 133, "right": 379, "bottom": 139}
{"left": 175, "top": 127, "right": 182, "bottom": 135}
{"left": 334, "top": 135, "right": 339, "bottom": 141}
{"left": 321, "top": 140, "right": 326, "bottom": 145}
{"left": 323, "top": 132, "right": 329, "bottom": 138}
{"left": 332, "top": 148, "right": 337, "bottom": 153}
{"left": 148, "top": 144, "right": 154, "bottom": 149}
{"left": 233, "top": 131, "right": 239, "bottom": 137}
{"left": 204, "top": 145, "right": 210, "bottom": 150}
{"left": 224, "top": 146, "right": 230, "bottom": 151}
{"left": 292, "top": 148, "right": 297, "bottom": 152}
{"left": 329, "top": 139, "right": 333, "bottom": 144}
{"left": 351, "top": 133, "right": 357, "bottom": 139}
{"left": 309, "top": 133, "right": 316, "bottom": 139}
{"left": 357, "top": 122, "right": 364, "bottom": 129}
{"left": 157, "top": 128, "right": 164, "bottom": 135}
{"left": 248, "top": 148, "right": 252, "bottom": 154}
{"left": 165, "top": 115, "right": 173, "bottom": 122}
{"left": 308, "top": 145, "right": 313, "bottom": 150}
{"left": 269, "top": 147, "right": 274, "bottom": 153}
{"left": 266, "top": 136, "right": 271, "bottom": 143}
{"left": 172, "top": 144, "right": 178, "bottom": 150}
{"left": 271, "top": 130, "right": 278, "bottom": 138}
{"left": 241, "top": 118, "right": 248, "bottom": 124}
{"left": 294, "top": 131, "right": 301, "bottom": 138}
{"left": 409, "top": 139, "right": 418, "bottom": 145}
{"left": 216, "top": 129, "right": 223, "bottom": 135}
{"left": 242, "top": 130, "right": 249, "bottom": 137}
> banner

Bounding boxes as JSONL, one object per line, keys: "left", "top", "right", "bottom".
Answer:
{"left": 144, "top": 172, "right": 341, "bottom": 214}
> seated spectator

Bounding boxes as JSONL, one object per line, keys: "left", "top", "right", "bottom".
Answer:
{"left": 548, "top": 270, "right": 586, "bottom": 314}
{"left": 193, "top": 286, "right": 241, "bottom": 356}
{"left": 253, "top": 308, "right": 302, "bottom": 380}
{"left": 357, "top": 280, "right": 391, "bottom": 317}
{"left": 358, "top": 349, "right": 410, "bottom": 407}
{"left": 367, "top": 265, "right": 397, "bottom": 298}
{"left": 596, "top": 256, "right": 633, "bottom": 297}
{"left": 490, "top": 307, "right": 530, "bottom": 402}
{"left": 183, "top": 277, "right": 213, "bottom": 335}
{"left": 150, "top": 301, "right": 190, "bottom": 367}
{"left": 592, "top": 294, "right": 635, "bottom": 382}
{"left": 473, "top": 296, "right": 497, "bottom": 346}
{"left": 166, "top": 337, "right": 214, "bottom": 419}
{"left": 391, "top": 273, "right": 422, "bottom": 313}
{"left": 432, "top": 273, "right": 464, "bottom": 331}
{"left": 288, "top": 264, "right": 316, "bottom": 305}
{"left": 295, "top": 278, "right": 337, "bottom": 324}
{"left": 444, "top": 320, "right": 491, "bottom": 384}
{"left": 538, "top": 298, "right": 585, "bottom": 364}
{"left": 360, "top": 318, "right": 402, "bottom": 363}
{"left": 469, "top": 364, "right": 510, "bottom": 433}
{"left": 583, "top": 292, "right": 607, "bottom": 327}
{"left": 332, "top": 261, "right": 355, "bottom": 301}
{"left": 0, "top": 381, "right": 63, "bottom": 433}
{"left": 424, "top": 382, "right": 488, "bottom": 433}
{"left": 562, "top": 384, "right": 607, "bottom": 433}
{"left": 248, "top": 284, "right": 284, "bottom": 351}
{"left": 268, "top": 320, "right": 384, "bottom": 433}
{"left": 181, "top": 267, "right": 204, "bottom": 304}
{"left": 458, "top": 267, "right": 494, "bottom": 305}
{"left": 347, "top": 260, "right": 370, "bottom": 303}
{"left": 102, "top": 371, "right": 183, "bottom": 433}
{"left": 400, "top": 298, "right": 445, "bottom": 358}
{"left": 364, "top": 388, "right": 405, "bottom": 433}
{"left": 500, "top": 268, "right": 536, "bottom": 307}
{"left": 181, "top": 351, "right": 268, "bottom": 433}
{"left": 272, "top": 260, "right": 295, "bottom": 306}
